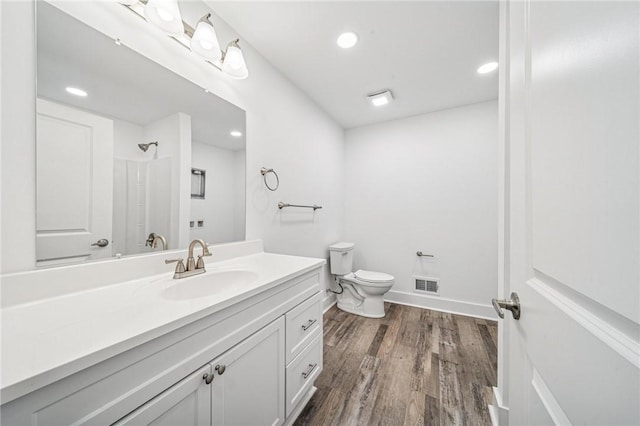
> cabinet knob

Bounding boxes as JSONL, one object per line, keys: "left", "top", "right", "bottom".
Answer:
{"left": 203, "top": 373, "right": 214, "bottom": 384}
{"left": 215, "top": 364, "right": 226, "bottom": 375}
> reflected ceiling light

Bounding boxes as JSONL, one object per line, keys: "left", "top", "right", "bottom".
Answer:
{"left": 230, "top": 130, "right": 242, "bottom": 137}
{"left": 337, "top": 32, "right": 358, "bottom": 49}
{"left": 190, "top": 13, "right": 221, "bottom": 61}
{"left": 477, "top": 61, "right": 498, "bottom": 74}
{"left": 222, "top": 39, "right": 249, "bottom": 79}
{"left": 144, "top": 0, "right": 184, "bottom": 36}
{"left": 367, "top": 90, "right": 393, "bottom": 107}
{"left": 65, "top": 87, "right": 88, "bottom": 97}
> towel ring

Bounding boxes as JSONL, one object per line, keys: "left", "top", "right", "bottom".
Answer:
{"left": 260, "top": 167, "right": 280, "bottom": 191}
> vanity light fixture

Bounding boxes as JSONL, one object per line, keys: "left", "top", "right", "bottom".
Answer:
{"left": 120, "top": 1, "right": 249, "bottom": 80}
{"left": 144, "top": 0, "right": 184, "bottom": 36}
{"left": 230, "top": 130, "right": 242, "bottom": 137}
{"left": 65, "top": 87, "right": 88, "bottom": 97}
{"left": 477, "top": 61, "right": 498, "bottom": 74}
{"left": 367, "top": 90, "right": 393, "bottom": 107}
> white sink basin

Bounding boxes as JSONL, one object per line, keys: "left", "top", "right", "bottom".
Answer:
{"left": 162, "top": 270, "right": 258, "bottom": 300}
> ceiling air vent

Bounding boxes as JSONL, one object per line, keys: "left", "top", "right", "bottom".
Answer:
{"left": 414, "top": 276, "right": 439, "bottom": 295}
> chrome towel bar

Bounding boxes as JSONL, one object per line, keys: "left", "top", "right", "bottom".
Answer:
{"left": 278, "top": 202, "right": 322, "bottom": 211}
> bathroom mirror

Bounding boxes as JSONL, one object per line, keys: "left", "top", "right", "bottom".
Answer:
{"left": 36, "top": 2, "right": 246, "bottom": 267}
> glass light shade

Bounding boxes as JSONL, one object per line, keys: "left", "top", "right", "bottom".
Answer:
{"left": 222, "top": 43, "right": 249, "bottom": 79}
{"left": 190, "top": 19, "right": 222, "bottom": 61}
{"left": 144, "top": 0, "right": 184, "bottom": 36}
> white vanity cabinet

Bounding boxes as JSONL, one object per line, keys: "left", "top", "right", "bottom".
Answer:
{"left": 1, "top": 265, "right": 324, "bottom": 426}
{"left": 115, "top": 318, "right": 285, "bottom": 426}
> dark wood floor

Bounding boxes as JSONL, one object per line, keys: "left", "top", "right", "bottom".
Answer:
{"left": 294, "top": 303, "right": 498, "bottom": 426}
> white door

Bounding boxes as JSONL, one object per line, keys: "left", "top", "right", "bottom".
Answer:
{"left": 501, "top": 1, "right": 639, "bottom": 424}
{"left": 113, "top": 365, "right": 212, "bottom": 426}
{"left": 36, "top": 98, "right": 114, "bottom": 265}
{"left": 211, "top": 317, "right": 285, "bottom": 426}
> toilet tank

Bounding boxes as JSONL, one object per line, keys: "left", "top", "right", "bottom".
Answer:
{"left": 328, "top": 242, "right": 355, "bottom": 275}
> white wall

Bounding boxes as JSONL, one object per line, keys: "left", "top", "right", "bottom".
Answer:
{"left": 1, "top": 1, "right": 36, "bottom": 272}
{"left": 0, "top": 1, "right": 344, "bottom": 301}
{"left": 344, "top": 101, "right": 498, "bottom": 318}
{"left": 114, "top": 119, "right": 145, "bottom": 160}
{"left": 190, "top": 141, "right": 243, "bottom": 244}
{"left": 233, "top": 150, "right": 246, "bottom": 240}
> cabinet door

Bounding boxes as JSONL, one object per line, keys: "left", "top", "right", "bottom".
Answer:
{"left": 211, "top": 317, "right": 285, "bottom": 426}
{"left": 113, "top": 365, "right": 212, "bottom": 426}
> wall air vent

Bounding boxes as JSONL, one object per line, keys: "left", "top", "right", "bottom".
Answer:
{"left": 414, "top": 276, "right": 440, "bottom": 295}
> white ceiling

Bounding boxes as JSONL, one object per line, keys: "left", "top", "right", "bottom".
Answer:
{"left": 208, "top": 1, "right": 499, "bottom": 129}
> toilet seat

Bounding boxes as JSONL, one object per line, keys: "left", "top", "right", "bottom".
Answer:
{"left": 354, "top": 269, "right": 394, "bottom": 285}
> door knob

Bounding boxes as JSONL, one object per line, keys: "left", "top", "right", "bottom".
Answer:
{"left": 91, "top": 238, "right": 109, "bottom": 248}
{"left": 215, "top": 364, "right": 226, "bottom": 375}
{"left": 492, "top": 292, "right": 521, "bottom": 320}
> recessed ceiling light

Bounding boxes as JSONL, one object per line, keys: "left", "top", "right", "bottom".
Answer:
{"left": 65, "top": 87, "right": 88, "bottom": 97}
{"left": 477, "top": 61, "right": 498, "bottom": 74}
{"left": 367, "top": 90, "right": 393, "bottom": 107}
{"left": 337, "top": 32, "right": 358, "bottom": 49}
{"left": 230, "top": 130, "right": 242, "bottom": 137}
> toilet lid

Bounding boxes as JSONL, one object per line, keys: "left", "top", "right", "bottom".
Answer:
{"left": 354, "top": 269, "right": 394, "bottom": 283}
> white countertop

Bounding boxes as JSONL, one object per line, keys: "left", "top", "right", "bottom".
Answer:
{"left": 1, "top": 252, "right": 325, "bottom": 403}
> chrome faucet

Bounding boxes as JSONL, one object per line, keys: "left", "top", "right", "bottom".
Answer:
{"left": 147, "top": 233, "right": 167, "bottom": 250}
{"left": 146, "top": 233, "right": 168, "bottom": 250}
{"left": 165, "top": 239, "right": 211, "bottom": 279}
{"left": 187, "top": 239, "right": 211, "bottom": 271}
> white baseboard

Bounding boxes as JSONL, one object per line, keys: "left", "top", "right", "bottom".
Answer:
{"left": 489, "top": 386, "right": 509, "bottom": 426}
{"left": 322, "top": 293, "right": 336, "bottom": 313}
{"left": 384, "top": 290, "right": 497, "bottom": 320}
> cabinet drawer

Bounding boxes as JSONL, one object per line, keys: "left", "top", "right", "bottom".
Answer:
{"left": 285, "top": 291, "right": 322, "bottom": 363}
{"left": 285, "top": 332, "right": 322, "bottom": 417}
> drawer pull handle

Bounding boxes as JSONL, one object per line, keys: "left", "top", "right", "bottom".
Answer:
{"left": 301, "top": 362, "right": 318, "bottom": 379}
{"left": 301, "top": 319, "right": 317, "bottom": 331}
{"left": 203, "top": 373, "right": 214, "bottom": 384}
{"left": 215, "top": 364, "right": 226, "bottom": 375}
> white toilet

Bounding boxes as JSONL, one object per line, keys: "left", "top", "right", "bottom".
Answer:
{"left": 328, "top": 242, "right": 395, "bottom": 318}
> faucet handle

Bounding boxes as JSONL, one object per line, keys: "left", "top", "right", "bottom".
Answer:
{"left": 165, "top": 258, "right": 186, "bottom": 273}
{"left": 196, "top": 255, "right": 207, "bottom": 270}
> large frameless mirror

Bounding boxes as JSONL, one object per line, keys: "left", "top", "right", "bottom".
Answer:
{"left": 36, "top": 2, "right": 246, "bottom": 267}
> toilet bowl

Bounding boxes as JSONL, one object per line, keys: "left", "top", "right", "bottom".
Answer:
{"left": 328, "top": 243, "right": 395, "bottom": 318}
